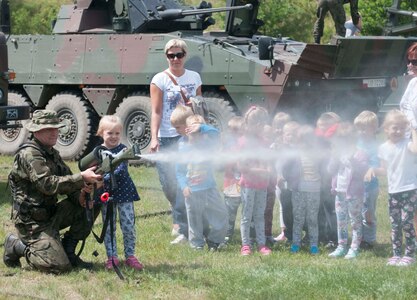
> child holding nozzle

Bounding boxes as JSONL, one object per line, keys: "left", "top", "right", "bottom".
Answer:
{"left": 94, "top": 115, "right": 143, "bottom": 271}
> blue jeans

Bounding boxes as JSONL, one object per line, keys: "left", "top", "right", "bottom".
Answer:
{"left": 156, "top": 136, "right": 180, "bottom": 208}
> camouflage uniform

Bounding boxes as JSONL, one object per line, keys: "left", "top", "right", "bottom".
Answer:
{"left": 313, "top": 0, "right": 359, "bottom": 44}
{"left": 4, "top": 110, "right": 91, "bottom": 273}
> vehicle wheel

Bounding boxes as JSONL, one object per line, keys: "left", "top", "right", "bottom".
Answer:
{"left": 203, "top": 92, "right": 237, "bottom": 131}
{"left": 46, "top": 92, "right": 97, "bottom": 160}
{"left": 0, "top": 92, "right": 31, "bottom": 155}
{"left": 115, "top": 92, "right": 152, "bottom": 154}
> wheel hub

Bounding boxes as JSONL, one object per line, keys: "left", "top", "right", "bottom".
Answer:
{"left": 57, "top": 110, "right": 78, "bottom": 146}
{"left": 126, "top": 112, "right": 150, "bottom": 149}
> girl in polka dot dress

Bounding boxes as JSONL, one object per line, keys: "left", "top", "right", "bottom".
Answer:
{"left": 94, "top": 115, "right": 143, "bottom": 271}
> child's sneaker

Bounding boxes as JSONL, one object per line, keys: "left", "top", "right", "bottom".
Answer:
{"left": 386, "top": 256, "right": 401, "bottom": 266}
{"left": 125, "top": 256, "right": 143, "bottom": 271}
{"left": 105, "top": 256, "right": 119, "bottom": 270}
{"left": 170, "top": 234, "right": 188, "bottom": 245}
{"left": 344, "top": 248, "right": 359, "bottom": 260}
{"left": 328, "top": 246, "right": 347, "bottom": 258}
{"left": 310, "top": 245, "right": 319, "bottom": 255}
{"left": 290, "top": 244, "right": 300, "bottom": 253}
{"left": 258, "top": 245, "right": 272, "bottom": 256}
{"left": 241, "top": 245, "right": 252, "bottom": 256}
{"left": 397, "top": 256, "right": 416, "bottom": 267}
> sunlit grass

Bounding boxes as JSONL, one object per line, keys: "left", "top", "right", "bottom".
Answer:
{"left": 0, "top": 155, "right": 416, "bottom": 299}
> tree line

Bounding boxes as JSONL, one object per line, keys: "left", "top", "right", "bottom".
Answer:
{"left": 9, "top": 0, "right": 417, "bottom": 43}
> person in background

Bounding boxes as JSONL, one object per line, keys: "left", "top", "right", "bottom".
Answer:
{"left": 263, "top": 124, "right": 278, "bottom": 245}
{"left": 345, "top": 13, "right": 362, "bottom": 37}
{"left": 315, "top": 112, "right": 341, "bottom": 248}
{"left": 283, "top": 125, "right": 325, "bottom": 255}
{"left": 94, "top": 115, "right": 143, "bottom": 271}
{"left": 313, "top": 0, "right": 360, "bottom": 44}
{"left": 150, "top": 38, "right": 202, "bottom": 244}
{"left": 275, "top": 120, "right": 300, "bottom": 243}
{"left": 270, "top": 112, "right": 292, "bottom": 243}
{"left": 353, "top": 111, "right": 380, "bottom": 249}
{"left": 328, "top": 122, "right": 367, "bottom": 259}
{"left": 238, "top": 106, "right": 272, "bottom": 256}
{"left": 175, "top": 113, "right": 228, "bottom": 250}
{"left": 374, "top": 110, "right": 417, "bottom": 266}
{"left": 3, "top": 110, "right": 101, "bottom": 273}
{"left": 223, "top": 116, "right": 244, "bottom": 243}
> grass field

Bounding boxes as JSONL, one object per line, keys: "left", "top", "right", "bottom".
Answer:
{"left": 0, "top": 155, "right": 417, "bottom": 300}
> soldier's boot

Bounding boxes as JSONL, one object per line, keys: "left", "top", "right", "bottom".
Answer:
{"left": 61, "top": 235, "right": 93, "bottom": 270}
{"left": 3, "top": 233, "right": 26, "bottom": 268}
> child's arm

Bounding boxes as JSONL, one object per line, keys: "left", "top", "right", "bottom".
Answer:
{"left": 408, "top": 128, "right": 417, "bottom": 153}
{"left": 372, "top": 160, "right": 387, "bottom": 177}
{"left": 175, "top": 163, "right": 190, "bottom": 197}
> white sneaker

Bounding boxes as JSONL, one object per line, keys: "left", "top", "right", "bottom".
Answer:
{"left": 170, "top": 234, "right": 188, "bottom": 245}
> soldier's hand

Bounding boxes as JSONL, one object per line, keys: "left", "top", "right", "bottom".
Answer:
{"left": 81, "top": 166, "right": 102, "bottom": 183}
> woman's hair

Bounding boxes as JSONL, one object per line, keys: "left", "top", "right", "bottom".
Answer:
{"left": 272, "top": 112, "right": 291, "bottom": 131}
{"left": 243, "top": 106, "right": 269, "bottom": 128}
{"left": 383, "top": 109, "right": 409, "bottom": 129}
{"left": 170, "top": 105, "right": 194, "bottom": 126}
{"left": 97, "top": 115, "right": 122, "bottom": 136}
{"left": 407, "top": 42, "right": 417, "bottom": 61}
{"left": 164, "top": 39, "right": 188, "bottom": 54}
{"left": 354, "top": 110, "right": 379, "bottom": 131}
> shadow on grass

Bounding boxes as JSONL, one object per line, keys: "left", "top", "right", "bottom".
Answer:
{"left": 0, "top": 181, "right": 11, "bottom": 206}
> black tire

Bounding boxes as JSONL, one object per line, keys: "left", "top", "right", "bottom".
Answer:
{"left": 45, "top": 92, "right": 97, "bottom": 160}
{"left": 0, "top": 92, "right": 31, "bottom": 155}
{"left": 115, "top": 92, "right": 152, "bottom": 154}
{"left": 203, "top": 92, "right": 237, "bottom": 131}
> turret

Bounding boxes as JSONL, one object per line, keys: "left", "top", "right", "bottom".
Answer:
{"left": 52, "top": 0, "right": 255, "bottom": 35}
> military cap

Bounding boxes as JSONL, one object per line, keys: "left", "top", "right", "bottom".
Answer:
{"left": 25, "top": 110, "right": 65, "bottom": 132}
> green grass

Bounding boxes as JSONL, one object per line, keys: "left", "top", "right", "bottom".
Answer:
{"left": 0, "top": 155, "right": 416, "bottom": 300}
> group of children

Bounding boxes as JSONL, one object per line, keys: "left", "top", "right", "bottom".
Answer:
{"left": 93, "top": 104, "right": 417, "bottom": 271}
{"left": 168, "top": 104, "right": 417, "bottom": 267}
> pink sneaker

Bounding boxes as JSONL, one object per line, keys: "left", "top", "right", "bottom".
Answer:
{"left": 125, "top": 256, "right": 144, "bottom": 271}
{"left": 105, "top": 256, "right": 119, "bottom": 270}
{"left": 241, "top": 245, "right": 252, "bottom": 256}
{"left": 258, "top": 245, "right": 272, "bottom": 256}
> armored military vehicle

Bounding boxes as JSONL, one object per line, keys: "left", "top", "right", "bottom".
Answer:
{"left": 1, "top": 0, "right": 416, "bottom": 160}
{"left": 0, "top": 1, "right": 30, "bottom": 133}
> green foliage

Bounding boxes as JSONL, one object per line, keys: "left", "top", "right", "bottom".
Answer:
{"left": 10, "top": 0, "right": 72, "bottom": 34}
{"left": 9, "top": 0, "right": 417, "bottom": 40}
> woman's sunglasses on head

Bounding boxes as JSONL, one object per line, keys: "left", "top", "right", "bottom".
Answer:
{"left": 166, "top": 52, "right": 186, "bottom": 60}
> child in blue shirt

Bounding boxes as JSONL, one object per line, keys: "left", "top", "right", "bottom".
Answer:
{"left": 175, "top": 113, "right": 228, "bottom": 250}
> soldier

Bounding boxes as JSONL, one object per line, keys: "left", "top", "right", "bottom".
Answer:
{"left": 313, "top": 0, "right": 360, "bottom": 44}
{"left": 3, "top": 110, "right": 101, "bottom": 273}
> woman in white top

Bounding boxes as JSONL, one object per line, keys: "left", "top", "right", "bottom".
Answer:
{"left": 150, "top": 39, "right": 202, "bottom": 244}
